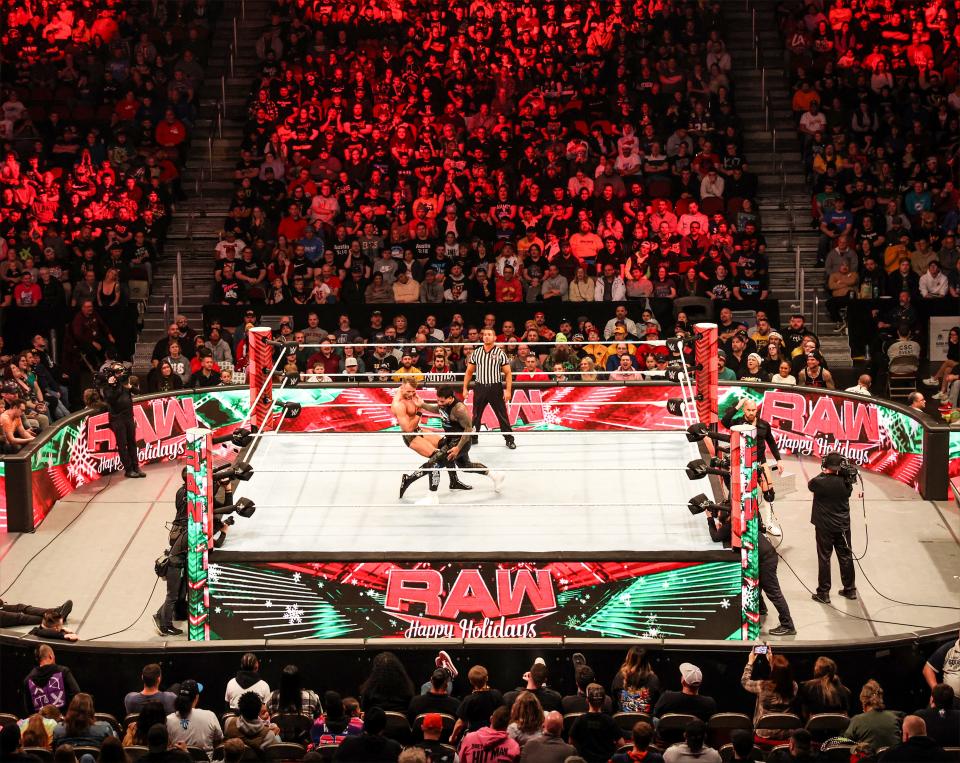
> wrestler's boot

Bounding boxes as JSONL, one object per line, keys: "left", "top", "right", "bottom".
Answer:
{"left": 447, "top": 463, "right": 472, "bottom": 491}
{"left": 399, "top": 447, "right": 449, "bottom": 498}
{"left": 458, "top": 456, "right": 504, "bottom": 492}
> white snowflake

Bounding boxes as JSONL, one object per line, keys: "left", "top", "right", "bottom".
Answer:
{"left": 66, "top": 426, "right": 101, "bottom": 487}
{"left": 644, "top": 627, "right": 661, "bottom": 638}
{"left": 317, "top": 580, "right": 324, "bottom": 588}
{"left": 662, "top": 582, "right": 671, "bottom": 589}
{"left": 264, "top": 600, "right": 273, "bottom": 608}
{"left": 292, "top": 572, "right": 302, "bottom": 583}
{"left": 283, "top": 603, "right": 304, "bottom": 625}
{"left": 720, "top": 598, "right": 731, "bottom": 609}
{"left": 646, "top": 614, "right": 659, "bottom": 623}
{"left": 542, "top": 406, "right": 562, "bottom": 426}
{"left": 207, "top": 564, "right": 221, "bottom": 584}
{"left": 214, "top": 606, "right": 222, "bottom": 614}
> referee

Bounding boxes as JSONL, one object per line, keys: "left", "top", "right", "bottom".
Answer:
{"left": 462, "top": 327, "right": 516, "bottom": 449}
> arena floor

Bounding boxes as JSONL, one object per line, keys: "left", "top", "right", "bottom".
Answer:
{"left": 1, "top": 451, "right": 957, "bottom": 643}
{"left": 225, "top": 430, "right": 718, "bottom": 558}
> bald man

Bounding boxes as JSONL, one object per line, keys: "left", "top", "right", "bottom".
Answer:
{"left": 878, "top": 715, "right": 945, "bottom": 762}
{"left": 844, "top": 374, "right": 872, "bottom": 396}
{"left": 520, "top": 711, "right": 576, "bottom": 763}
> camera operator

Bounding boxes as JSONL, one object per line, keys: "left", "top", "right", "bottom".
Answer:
{"left": 98, "top": 358, "right": 144, "bottom": 478}
{"left": 721, "top": 397, "right": 784, "bottom": 536}
{"left": 808, "top": 452, "right": 856, "bottom": 604}
{"left": 706, "top": 504, "right": 796, "bottom": 636}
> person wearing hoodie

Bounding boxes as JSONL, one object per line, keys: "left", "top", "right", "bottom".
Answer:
{"left": 224, "top": 691, "right": 281, "bottom": 754}
{"left": 225, "top": 653, "right": 271, "bottom": 710}
{"left": 878, "top": 715, "right": 948, "bottom": 762}
{"left": 333, "top": 706, "right": 403, "bottom": 762}
{"left": 22, "top": 644, "right": 81, "bottom": 715}
{"left": 459, "top": 706, "right": 520, "bottom": 763}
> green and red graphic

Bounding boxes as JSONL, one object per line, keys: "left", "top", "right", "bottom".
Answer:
{"left": 185, "top": 428, "right": 213, "bottom": 641}
{"left": 694, "top": 323, "right": 719, "bottom": 426}
{"left": 730, "top": 426, "right": 761, "bottom": 641}
{"left": 202, "top": 560, "right": 743, "bottom": 641}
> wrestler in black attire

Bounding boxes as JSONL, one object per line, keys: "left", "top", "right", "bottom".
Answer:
{"left": 400, "top": 387, "right": 502, "bottom": 497}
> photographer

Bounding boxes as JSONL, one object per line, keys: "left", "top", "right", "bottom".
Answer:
{"left": 98, "top": 358, "right": 144, "bottom": 478}
{"left": 706, "top": 505, "right": 796, "bottom": 636}
{"left": 808, "top": 452, "right": 856, "bottom": 604}
{"left": 721, "top": 396, "right": 784, "bottom": 536}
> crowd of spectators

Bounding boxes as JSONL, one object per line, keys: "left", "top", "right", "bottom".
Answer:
{"left": 208, "top": 0, "right": 781, "bottom": 331}
{"left": 6, "top": 641, "right": 960, "bottom": 762}
{"left": 779, "top": 0, "right": 960, "bottom": 391}
{"left": 169, "top": 304, "right": 844, "bottom": 392}
{"left": 0, "top": 0, "right": 219, "bottom": 438}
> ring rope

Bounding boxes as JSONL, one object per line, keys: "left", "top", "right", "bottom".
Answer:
{"left": 291, "top": 338, "right": 678, "bottom": 349}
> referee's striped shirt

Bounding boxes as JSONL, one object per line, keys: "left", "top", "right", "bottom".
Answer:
{"left": 471, "top": 345, "right": 509, "bottom": 384}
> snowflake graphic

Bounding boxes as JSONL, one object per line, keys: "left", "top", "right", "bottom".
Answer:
{"left": 645, "top": 614, "right": 659, "bottom": 623}
{"left": 721, "top": 598, "right": 731, "bottom": 609}
{"left": 644, "top": 627, "right": 661, "bottom": 638}
{"left": 743, "top": 586, "right": 760, "bottom": 610}
{"left": 264, "top": 600, "right": 273, "bottom": 608}
{"left": 207, "top": 564, "right": 221, "bottom": 584}
{"left": 618, "top": 592, "right": 632, "bottom": 605}
{"left": 317, "top": 580, "right": 324, "bottom": 588}
{"left": 214, "top": 606, "right": 222, "bottom": 614}
{"left": 292, "top": 572, "right": 302, "bottom": 583}
{"left": 283, "top": 604, "right": 304, "bottom": 625}
{"left": 542, "top": 406, "right": 562, "bottom": 426}
{"left": 66, "top": 426, "right": 101, "bottom": 487}
{"left": 662, "top": 582, "right": 671, "bottom": 589}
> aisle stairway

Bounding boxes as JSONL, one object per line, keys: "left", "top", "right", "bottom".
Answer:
{"left": 724, "top": 0, "right": 853, "bottom": 367}
{"left": 133, "top": 2, "right": 272, "bottom": 373}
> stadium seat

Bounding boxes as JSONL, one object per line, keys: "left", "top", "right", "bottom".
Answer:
{"left": 563, "top": 712, "right": 586, "bottom": 739}
{"left": 0, "top": 713, "right": 18, "bottom": 727}
{"left": 612, "top": 711, "right": 651, "bottom": 736}
{"left": 265, "top": 742, "right": 306, "bottom": 760}
{"left": 383, "top": 710, "right": 412, "bottom": 743}
{"left": 805, "top": 713, "right": 850, "bottom": 742}
{"left": 754, "top": 713, "right": 803, "bottom": 734}
{"left": 24, "top": 749, "right": 55, "bottom": 763}
{"left": 719, "top": 743, "right": 765, "bottom": 763}
{"left": 274, "top": 714, "right": 313, "bottom": 745}
{"left": 707, "top": 712, "right": 753, "bottom": 747}
{"left": 656, "top": 713, "right": 700, "bottom": 746}
{"left": 125, "top": 747, "right": 148, "bottom": 762}
{"left": 96, "top": 712, "right": 124, "bottom": 736}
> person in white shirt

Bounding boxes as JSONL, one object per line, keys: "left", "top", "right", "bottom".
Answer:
{"left": 225, "top": 653, "right": 272, "bottom": 710}
{"left": 844, "top": 374, "right": 873, "bottom": 396}
{"left": 700, "top": 169, "right": 725, "bottom": 199}
{"left": 770, "top": 360, "right": 797, "bottom": 386}
{"left": 166, "top": 680, "right": 224, "bottom": 753}
{"left": 603, "top": 305, "right": 639, "bottom": 339}
{"left": 919, "top": 261, "right": 949, "bottom": 298}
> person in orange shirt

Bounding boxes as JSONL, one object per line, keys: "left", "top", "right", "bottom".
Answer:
{"left": 791, "top": 81, "right": 820, "bottom": 113}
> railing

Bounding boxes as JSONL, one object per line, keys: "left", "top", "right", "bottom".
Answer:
{"left": 172, "top": 274, "right": 179, "bottom": 318}
{"left": 177, "top": 250, "right": 184, "bottom": 303}
{"left": 812, "top": 292, "right": 820, "bottom": 335}
{"left": 798, "top": 267, "right": 806, "bottom": 316}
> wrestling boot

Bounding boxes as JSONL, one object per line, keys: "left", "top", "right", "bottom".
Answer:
{"left": 399, "top": 473, "right": 416, "bottom": 499}
{"left": 448, "top": 472, "right": 473, "bottom": 490}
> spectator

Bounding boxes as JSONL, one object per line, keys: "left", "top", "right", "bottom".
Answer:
{"left": 652, "top": 663, "right": 718, "bottom": 722}
{"left": 766, "top": 729, "right": 815, "bottom": 763}
{"left": 123, "top": 701, "right": 168, "bottom": 748}
{"left": 661, "top": 722, "right": 722, "bottom": 763}
{"left": 125, "top": 665, "right": 177, "bottom": 716}
{"left": 165, "top": 680, "right": 223, "bottom": 753}
{"left": 877, "top": 715, "right": 945, "bottom": 762}
{"left": 459, "top": 706, "right": 520, "bottom": 763}
{"left": 844, "top": 375, "right": 872, "bottom": 396}
{"left": 453, "top": 666, "right": 504, "bottom": 741}
{"left": 797, "top": 353, "right": 835, "bottom": 389}
{"left": 562, "top": 665, "right": 613, "bottom": 715}
{"left": 414, "top": 714, "right": 456, "bottom": 763}
{"left": 311, "top": 691, "right": 363, "bottom": 748}
{"left": 225, "top": 653, "right": 271, "bottom": 711}
{"left": 53, "top": 694, "right": 116, "bottom": 749}
{"left": 611, "top": 647, "right": 660, "bottom": 713}
{"left": 142, "top": 724, "right": 191, "bottom": 763}
{"left": 334, "top": 706, "right": 403, "bottom": 763}
{"left": 923, "top": 634, "right": 960, "bottom": 695}
{"left": 797, "top": 657, "right": 851, "bottom": 719}
{"left": 409, "top": 668, "right": 460, "bottom": 723}
{"left": 742, "top": 648, "right": 798, "bottom": 745}
{"left": 915, "top": 685, "right": 960, "bottom": 748}
{"left": 267, "top": 664, "right": 321, "bottom": 718}
{"left": 223, "top": 692, "right": 280, "bottom": 753}
{"left": 919, "top": 262, "right": 949, "bottom": 299}
{"left": 844, "top": 680, "right": 901, "bottom": 752}
{"left": 503, "top": 661, "right": 562, "bottom": 713}
{"left": 361, "top": 652, "right": 415, "bottom": 713}
{"left": 569, "top": 685, "right": 623, "bottom": 763}
{"left": 610, "top": 722, "right": 664, "bottom": 763}
{"left": 22, "top": 644, "right": 80, "bottom": 716}
{"left": 507, "top": 692, "right": 544, "bottom": 749}
{"left": 2, "top": 723, "right": 45, "bottom": 763}
{"left": 771, "top": 361, "right": 797, "bottom": 386}
{"left": 519, "top": 711, "right": 575, "bottom": 763}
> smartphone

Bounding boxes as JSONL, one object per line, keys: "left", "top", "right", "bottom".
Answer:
{"left": 753, "top": 645, "right": 768, "bottom": 655}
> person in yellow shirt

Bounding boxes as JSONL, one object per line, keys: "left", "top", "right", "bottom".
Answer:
{"left": 582, "top": 328, "right": 611, "bottom": 369}
{"left": 882, "top": 236, "right": 911, "bottom": 273}
{"left": 392, "top": 352, "right": 424, "bottom": 385}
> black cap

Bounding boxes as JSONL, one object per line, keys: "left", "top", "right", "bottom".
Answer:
{"left": 823, "top": 452, "right": 845, "bottom": 469}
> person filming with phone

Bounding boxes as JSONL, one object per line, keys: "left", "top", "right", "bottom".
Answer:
{"left": 808, "top": 451, "right": 857, "bottom": 605}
